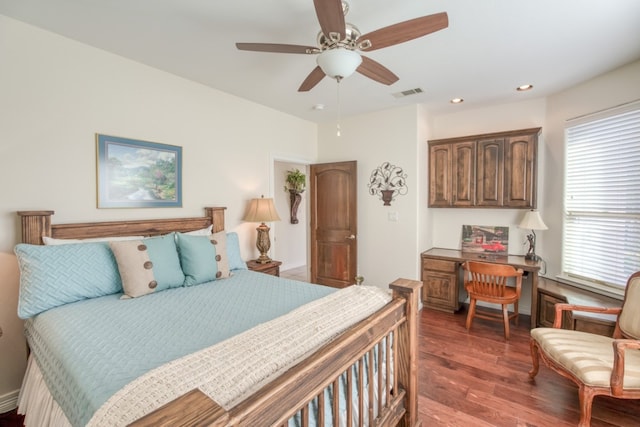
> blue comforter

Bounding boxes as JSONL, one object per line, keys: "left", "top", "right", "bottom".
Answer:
{"left": 25, "top": 270, "right": 335, "bottom": 427}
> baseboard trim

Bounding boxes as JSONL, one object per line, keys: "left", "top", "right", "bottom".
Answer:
{"left": 0, "top": 389, "right": 19, "bottom": 414}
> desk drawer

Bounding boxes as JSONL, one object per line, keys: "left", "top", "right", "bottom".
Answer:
{"left": 422, "top": 258, "right": 457, "bottom": 273}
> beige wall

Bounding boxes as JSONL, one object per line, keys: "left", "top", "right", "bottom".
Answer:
{"left": 318, "top": 105, "right": 422, "bottom": 288}
{"left": 0, "top": 15, "right": 318, "bottom": 405}
{"left": 317, "top": 60, "right": 640, "bottom": 315}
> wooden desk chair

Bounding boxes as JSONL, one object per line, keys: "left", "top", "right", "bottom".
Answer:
{"left": 462, "top": 261, "right": 524, "bottom": 340}
{"left": 529, "top": 271, "right": 640, "bottom": 427}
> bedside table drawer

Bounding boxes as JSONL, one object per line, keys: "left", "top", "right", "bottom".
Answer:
{"left": 246, "top": 260, "right": 281, "bottom": 277}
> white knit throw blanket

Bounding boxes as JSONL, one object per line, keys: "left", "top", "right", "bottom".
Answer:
{"left": 87, "top": 285, "right": 391, "bottom": 426}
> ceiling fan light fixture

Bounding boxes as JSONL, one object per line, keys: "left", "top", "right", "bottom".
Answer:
{"left": 317, "top": 48, "right": 362, "bottom": 80}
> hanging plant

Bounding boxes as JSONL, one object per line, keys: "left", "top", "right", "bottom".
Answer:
{"left": 368, "top": 162, "right": 408, "bottom": 206}
{"left": 284, "top": 168, "right": 306, "bottom": 224}
{"left": 284, "top": 168, "right": 306, "bottom": 194}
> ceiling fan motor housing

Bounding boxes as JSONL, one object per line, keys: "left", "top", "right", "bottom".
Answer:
{"left": 317, "top": 23, "right": 361, "bottom": 51}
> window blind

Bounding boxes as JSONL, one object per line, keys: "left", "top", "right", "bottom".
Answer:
{"left": 563, "top": 102, "right": 640, "bottom": 292}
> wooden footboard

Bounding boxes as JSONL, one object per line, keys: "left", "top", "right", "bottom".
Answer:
{"left": 133, "top": 278, "right": 421, "bottom": 427}
{"left": 17, "top": 209, "right": 421, "bottom": 427}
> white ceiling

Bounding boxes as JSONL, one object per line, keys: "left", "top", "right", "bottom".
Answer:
{"left": 2, "top": 0, "right": 640, "bottom": 123}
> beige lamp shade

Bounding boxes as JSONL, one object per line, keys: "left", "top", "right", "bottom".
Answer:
{"left": 518, "top": 210, "right": 548, "bottom": 231}
{"left": 243, "top": 197, "right": 281, "bottom": 223}
{"left": 518, "top": 209, "right": 547, "bottom": 261}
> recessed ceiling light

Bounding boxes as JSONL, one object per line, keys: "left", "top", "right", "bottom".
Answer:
{"left": 312, "top": 103, "right": 325, "bottom": 110}
{"left": 450, "top": 98, "right": 464, "bottom": 104}
{"left": 517, "top": 84, "right": 533, "bottom": 91}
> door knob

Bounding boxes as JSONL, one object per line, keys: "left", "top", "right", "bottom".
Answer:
{"left": 346, "top": 234, "right": 356, "bottom": 240}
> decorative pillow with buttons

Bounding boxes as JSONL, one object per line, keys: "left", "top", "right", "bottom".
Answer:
{"left": 175, "top": 231, "right": 231, "bottom": 287}
{"left": 110, "top": 233, "right": 185, "bottom": 299}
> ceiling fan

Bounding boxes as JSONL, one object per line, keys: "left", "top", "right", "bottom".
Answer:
{"left": 236, "top": 0, "right": 448, "bottom": 92}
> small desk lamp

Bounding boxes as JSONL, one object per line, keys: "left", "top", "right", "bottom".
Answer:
{"left": 518, "top": 209, "right": 548, "bottom": 261}
{"left": 243, "top": 195, "right": 281, "bottom": 264}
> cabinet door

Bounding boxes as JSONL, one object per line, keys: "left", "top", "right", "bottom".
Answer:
{"left": 504, "top": 134, "right": 536, "bottom": 208}
{"left": 422, "top": 270, "right": 459, "bottom": 312}
{"left": 476, "top": 138, "right": 504, "bottom": 206}
{"left": 429, "top": 144, "right": 452, "bottom": 206}
{"left": 537, "top": 290, "right": 571, "bottom": 328}
{"left": 452, "top": 141, "right": 476, "bottom": 206}
{"left": 421, "top": 258, "right": 459, "bottom": 312}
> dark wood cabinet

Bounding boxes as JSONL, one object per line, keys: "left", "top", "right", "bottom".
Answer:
{"left": 428, "top": 143, "right": 453, "bottom": 207}
{"left": 537, "top": 277, "right": 619, "bottom": 336}
{"left": 504, "top": 134, "right": 537, "bottom": 207}
{"left": 421, "top": 256, "right": 459, "bottom": 312}
{"left": 428, "top": 127, "right": 540, "bottom": 208}
{"left": 537, "top": 288, "right": 571, "bottom": 328}
{"left": 476, "top": 138, "right": 504, "bottom": 206}
{"left": 452, "top": 141, "right": 476, "bottom": 206}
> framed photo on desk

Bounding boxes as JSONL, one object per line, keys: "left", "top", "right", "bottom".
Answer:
{"left": 461, "top": 224, "right": 509, "bottom": 256}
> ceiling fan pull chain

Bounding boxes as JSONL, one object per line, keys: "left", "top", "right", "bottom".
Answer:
{"left": 336, "top": 77, "right": 342, "bottom": 137}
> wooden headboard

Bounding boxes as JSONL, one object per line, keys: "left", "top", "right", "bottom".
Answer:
{"left": 17, "top": 207, "right": 226, "bottom": 245}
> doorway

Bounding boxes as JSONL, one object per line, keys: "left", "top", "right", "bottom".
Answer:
{"left": 273, "top": 160, "right": 309, "bottom": 278}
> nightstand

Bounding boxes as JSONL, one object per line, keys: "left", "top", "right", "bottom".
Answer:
{"left": 246, "top": 260, "right": 282, "bottom": 277}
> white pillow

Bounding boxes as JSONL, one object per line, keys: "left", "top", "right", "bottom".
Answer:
{"left": 43, "top": 235, "right": 145, "bottom": 245}
{"left": 183, "top": 225, "right": 213, "bottom": 236}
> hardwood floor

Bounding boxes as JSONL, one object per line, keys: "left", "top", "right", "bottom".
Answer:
{"left": 419, "top": 307, "right": 640, "bottom": 426}
{"left": 0, "top": 408, "right": 23, "bottom": 427}
{"left": 2, "top": 306, "right": 638, "bottom": 427}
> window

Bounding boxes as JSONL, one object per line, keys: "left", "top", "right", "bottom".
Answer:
{"left": 562, "top": 101, "right": 640, "bottom": 296}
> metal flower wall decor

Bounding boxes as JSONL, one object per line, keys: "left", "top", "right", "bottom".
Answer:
{"left": 368, "top": 162, "right": 408, "bottom": 206}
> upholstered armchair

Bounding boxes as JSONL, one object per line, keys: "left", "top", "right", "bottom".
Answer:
{"left": 529, "top": 271, "right": 640, "bottom": 427}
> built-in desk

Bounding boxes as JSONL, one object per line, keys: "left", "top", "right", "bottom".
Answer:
{"left": 421, "top": 248, "right": 542, "bottom": 328}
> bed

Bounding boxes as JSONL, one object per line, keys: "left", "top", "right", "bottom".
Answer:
{"left": 15, "top": 207, "right": 421, "bottom": 427}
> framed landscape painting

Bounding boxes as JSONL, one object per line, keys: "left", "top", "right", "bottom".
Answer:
{"left": 96, "top": 134, "right": 182, "bottom": 208}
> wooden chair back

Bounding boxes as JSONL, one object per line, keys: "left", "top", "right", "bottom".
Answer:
{"left": 616, "top": 273, "right": 640, "bottom": 339}
{"left": 463, "top": 261, "right": 523, "bottom": 300}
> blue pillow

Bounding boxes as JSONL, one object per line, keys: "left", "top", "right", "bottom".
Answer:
{"left": 175, "top": 233, "right": 219, "bottom": 286}
{"left": 15, "top": 242, "right": 122, "bottom": 318}
{"left": 109, "top": 233, "right": 185, "bottom": 299}
{"left": 226, "top": 232, "right": 247, "bottom": 271}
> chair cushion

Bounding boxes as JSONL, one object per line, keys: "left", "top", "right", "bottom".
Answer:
{"left": 531, "top": 328, "right": 640, "bottom": 389}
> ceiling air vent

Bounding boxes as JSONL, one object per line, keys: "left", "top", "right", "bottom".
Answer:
{"left": 392, "top": 88, "right": 424, "bottom": 98}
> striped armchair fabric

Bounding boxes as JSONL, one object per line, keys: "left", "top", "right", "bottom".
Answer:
{"left": 529, "top": 272, "right": 640, "bottom": 427}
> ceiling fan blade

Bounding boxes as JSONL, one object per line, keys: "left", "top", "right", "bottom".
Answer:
{"left": 358, "top": 12, "right": 448, "bottom": 52}
{"left": 236, "top": 43, "right": 317, "bottom": 54}
{"left": 298, "top": 66, "right": 326, "bottom": 92}
{"left": 313, "top": 0, "right": 346, "bottom": 39}
{"left": 357, "top": 56, "right": 399, "bottom": 85}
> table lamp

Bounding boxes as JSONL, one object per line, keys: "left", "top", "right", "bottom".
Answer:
{"left": 518, "top": 209, "right": 548, "bottom": 261}
{"left": 243, "top": 195, "right": 281, "bottom": 264}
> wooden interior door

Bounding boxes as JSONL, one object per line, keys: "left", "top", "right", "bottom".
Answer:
{"left": 310, "top": 161, "right": 357, "bottom": 288}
